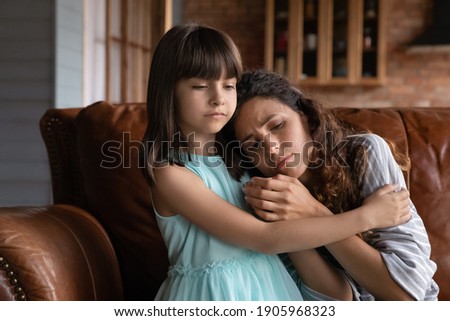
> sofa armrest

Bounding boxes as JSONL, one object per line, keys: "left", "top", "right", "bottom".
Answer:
{"left": 0, "top": 205, "right": 123, "bottom": 300}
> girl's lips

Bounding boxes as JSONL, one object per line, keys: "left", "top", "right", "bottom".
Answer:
{"left": 205, "top": 112, "right": 226, "bottom": 118}
{"left": 276, "top": 154, "right": 293, "bottom": 169}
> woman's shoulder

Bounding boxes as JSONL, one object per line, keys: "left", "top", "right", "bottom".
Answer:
{"left": 347, "top": 133, "right": 405, "bottom": 181}
{"left": 347, "top": 133, "right": 390, "bottom": 151}
{"left": 347, "top": 132, "right": 385, "bottom": 143}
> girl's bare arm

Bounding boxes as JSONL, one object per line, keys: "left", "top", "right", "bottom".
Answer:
{"left": 151, "top": 165, "right": 410, "bottom": 254}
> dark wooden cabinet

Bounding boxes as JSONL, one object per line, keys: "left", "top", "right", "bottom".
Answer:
{"left": 265, "top": 0, "right": 387, "bottom": 85}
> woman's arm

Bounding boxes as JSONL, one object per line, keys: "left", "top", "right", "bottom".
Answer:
{"left": 348, "top": 134, "right": 437, "bottom": 300}
{"left": 244, "top": 175, "right": 413, "bottom": 300}
{"left": 151, "top": 164, "right": 410, "bottom": 255}
{"left": 244, "top": 175, "right": 415, "bottom": 300}
{"left": 244, "top": 134, "right": 437, "bottom": 300}
{"left": 288, "top": 250, "right": 353, "bottom": 300}
{"left": 325, "top": 235, "right": 414, "bottom": 300}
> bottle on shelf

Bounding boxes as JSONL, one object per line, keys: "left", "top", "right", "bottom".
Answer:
{"left": 365, "top": 0, "right": 377, "bottom": 18}
{"left": 276, "top": 10, "right": 288, "bottom": 20}
{"left": 333, "top": 57, "right": 347, "bottom": 77}
{"left": 305, "top": 0, "right": 315, "bottom": 20}
{"left": 305, "top": 33, "right": 317, "bottom": 51}
{"left": 364, "top": 27, "right": 372, "bottom": 49}
{"left": 275, "top": 30, "right": 288, "bottom": 53}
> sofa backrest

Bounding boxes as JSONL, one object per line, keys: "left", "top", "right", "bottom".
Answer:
{"left": 41, "top": 101, "right": 169, "bottom": 300}
{"left": 40, "top": 101, "right": 450, "bottom": 300}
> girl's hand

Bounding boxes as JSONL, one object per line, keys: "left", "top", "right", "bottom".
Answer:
{"left": 242, "top": 174, "right": 331, "bottom": 221}
{"left": 362, "top": 184, "right": 412, "bottom": 229}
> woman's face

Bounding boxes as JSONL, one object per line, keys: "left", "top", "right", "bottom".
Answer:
{"left": 234, "top": 97, "right": 313, "bottom": 180}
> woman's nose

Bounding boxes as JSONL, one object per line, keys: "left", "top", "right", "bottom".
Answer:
{"left": 264, "top": 135, "right": 279, "bottom": 155}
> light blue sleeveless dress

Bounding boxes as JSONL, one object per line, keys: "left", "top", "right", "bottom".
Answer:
{"left": 154, "top": 154, "right": 303, "bottom": 300}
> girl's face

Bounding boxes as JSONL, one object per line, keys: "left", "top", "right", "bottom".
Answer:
{"left": 175, "top": 74, "right": 237, "bottom": 147}
{"left": 234, "top": 97, "right": 313, "bottom": 181}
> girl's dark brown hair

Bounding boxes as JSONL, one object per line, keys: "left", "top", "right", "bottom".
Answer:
{"left": 225, "top": 69, "right": 409, "bottom": 215}
{"left": 142, "top": 24, "right": 243, "bottom": 184}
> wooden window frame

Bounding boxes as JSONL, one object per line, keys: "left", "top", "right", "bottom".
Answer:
{"left": 105, "top": 0, "right": 172, "bottom": 103}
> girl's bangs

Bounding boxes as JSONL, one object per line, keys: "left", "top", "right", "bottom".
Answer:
{"left": 180, "top": 52, "right": 240, "bottom": 80}
{"left": 176, "top": 31, "right": 241, "bottom": 80}
{"left": 208, "top": 49, "right": 241, "bottom": 79}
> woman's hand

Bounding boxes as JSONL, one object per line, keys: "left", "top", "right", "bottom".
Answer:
{"left": 361, "top": 184, "right": 412, "bottom": 229}
{"left": 242, "top": 174, "right": 331, "bottom": 221}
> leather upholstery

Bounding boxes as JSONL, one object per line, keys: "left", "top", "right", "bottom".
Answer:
{"left": 0, "top": 205, "right": 122, "bottom": 300}
{"left": 75, "top": 102, "right": 168, "bottom": 300}
{"left": 0, "top": 101, "right": 448, "bottom": 300}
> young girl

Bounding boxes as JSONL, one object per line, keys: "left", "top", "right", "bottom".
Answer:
{"left": 226, "top": 69, "right": 439, "bottom": 300}
{"left": 142, "top": 24, "right": 411, "bottom": 301}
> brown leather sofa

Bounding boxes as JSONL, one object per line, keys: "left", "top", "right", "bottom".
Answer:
{"left": 0, "top": 101, "right": 449, "bottom": 300}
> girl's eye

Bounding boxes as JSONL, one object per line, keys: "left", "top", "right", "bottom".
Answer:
{"left": 193, "top": 85, "right": 207, "bottom": 90}
{"left": 224, "top": 84, "right": 236, "bottom": 90}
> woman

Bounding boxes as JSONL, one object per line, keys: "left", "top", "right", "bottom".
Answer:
{"left": 224, "top": 69, "right": 439, "bottom": 300}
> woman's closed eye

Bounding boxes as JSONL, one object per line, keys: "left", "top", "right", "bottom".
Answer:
{"left": 242, "top": 140, "right": 262, "bottom": 153}
{"left": 271, "top": 121, "right": 284, "bottom": 131}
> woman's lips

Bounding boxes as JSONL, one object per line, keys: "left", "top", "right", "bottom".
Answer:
{"left": 276, "top": 154, "right": 293, "bottom": 169}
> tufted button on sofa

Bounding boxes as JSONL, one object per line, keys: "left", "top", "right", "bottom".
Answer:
{"left": 0, "top": 101, "right": 449, "bottom": 300}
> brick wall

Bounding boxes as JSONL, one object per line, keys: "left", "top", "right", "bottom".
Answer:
{"left": 182, "top": 0, "right": 266, "bottom": 69}
{"left": 182, "top": 0, "right": 450, "bottom": 108}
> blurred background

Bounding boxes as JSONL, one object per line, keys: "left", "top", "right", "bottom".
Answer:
{"left": 1, "top": 0, "right": 449, "bottom": 206}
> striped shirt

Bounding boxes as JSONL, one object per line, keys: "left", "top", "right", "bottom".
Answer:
{"left": 283, "top": 133, "right": 439, "bottom": 300}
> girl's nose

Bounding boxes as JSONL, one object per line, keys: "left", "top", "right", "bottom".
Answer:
{"left": 210, "top": 96, "right": 225, "bottom": 106}
{"left": 209, "top": 89, "right": 225, "bottom": 106}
